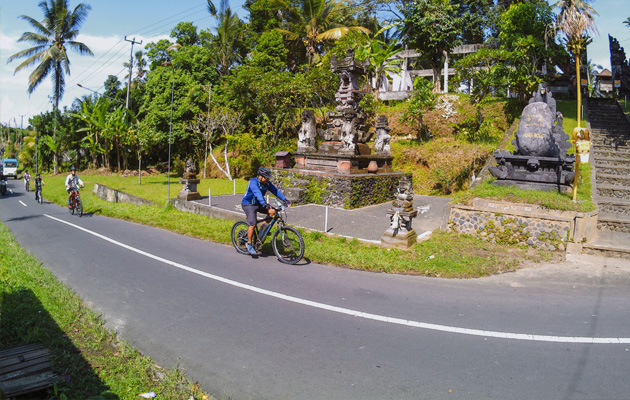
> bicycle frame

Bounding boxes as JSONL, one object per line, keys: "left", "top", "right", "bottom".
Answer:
{"left": 256, "top": 212, "right": 281, "bottom": 243}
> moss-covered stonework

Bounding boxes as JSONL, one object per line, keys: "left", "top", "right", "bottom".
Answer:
{"left": 444, "top": 198, "right": 598, "bottom": 251}
{"left": 271, "top": 168, "right": 411, "bottom": 209}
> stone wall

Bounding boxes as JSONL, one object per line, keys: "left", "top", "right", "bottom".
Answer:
{"left": 93, "top": 183, "right": 157, "bottom": 207}
{"left": 169, "top": 198, "right": 243, "bottom": 222}
{"left": 271, "top": 168, "right": 411, "bottom": 209}
{"left": 443, "top": 198, "right": 598, "bottom": 250}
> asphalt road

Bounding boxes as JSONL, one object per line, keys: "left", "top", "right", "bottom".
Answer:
{"left": 2, "top": 180, "right": 630, "bottom": 400}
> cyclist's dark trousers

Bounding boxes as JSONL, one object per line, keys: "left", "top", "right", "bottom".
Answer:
{"left": 242, "top": 204, "right": 269, "bottom": 226}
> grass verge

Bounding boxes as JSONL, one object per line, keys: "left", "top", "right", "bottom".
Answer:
{"left": 40, "top": 173, "right": 556, "bottom": 278}
{"left": 0, "top": 222, "right": 209, "bottom": 400}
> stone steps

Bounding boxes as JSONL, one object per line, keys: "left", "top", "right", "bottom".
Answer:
{"left": 585, "top": 98, "right": 630, "bottom": 256}
{"left": 593, "top": 156, "right": 630, "bottom": 168}
{"left": 596, "top": 173, "right": 630, "bottom": 187}
{"left": 595, "top": 196, "right": 630, "bottom": 216}
{"left": 583, "top": 230, "right": 630, "bottom": 259}
{"left": 596, "top": 183, "right": 630, "bottom": 199}
{"left": 597, "top": 213, "right": 630, "bottom": 234}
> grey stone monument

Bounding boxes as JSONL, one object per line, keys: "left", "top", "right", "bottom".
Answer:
{"left": 489, "top": 87, "right": 575, "bottom": 192}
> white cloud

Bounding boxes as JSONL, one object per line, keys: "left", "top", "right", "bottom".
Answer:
{"left": 1, "top": 32, "right": 171, "bottom": 125}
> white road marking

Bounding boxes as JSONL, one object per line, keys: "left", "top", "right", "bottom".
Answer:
{"left": 44, "top": 214, "right": 630, "bottom": 345}
{"left": 19, "top": 200, "right": 27, "bottom": 207}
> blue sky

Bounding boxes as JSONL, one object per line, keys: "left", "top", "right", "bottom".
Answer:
{"left": 1, "top": 0, "right": 629, "bottom": 126}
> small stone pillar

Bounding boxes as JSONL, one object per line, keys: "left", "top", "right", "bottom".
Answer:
{"left": 381, "top": 178, "right": 417, "bottom": 249}
{"left": 178, "top": 178, "right": 201, "bottom": 200}
{"left": 178, "top": 158, "right": 202, "bottom": 201}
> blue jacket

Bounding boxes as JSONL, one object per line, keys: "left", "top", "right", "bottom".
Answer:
{"left": 241, "top": 177, "right": 287, "bottom": 207}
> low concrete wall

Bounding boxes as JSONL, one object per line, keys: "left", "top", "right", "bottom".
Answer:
{"left": 93, "top": 183, "right": 157, "bottom": 207}
{"left": 169, "top": 198, "right": 243, "bottom": 222}
{"left": 442, "top": 198, "right": 598, "bottom": 251}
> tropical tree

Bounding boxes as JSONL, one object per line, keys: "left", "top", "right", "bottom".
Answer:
{"left": 401, "top": 0, "right": 461, "bottom": 92}
{"left": 553, "top": 0, "right": 598, "bottom": 129}
{"left": 624, "top": 17, "right": 630, "bottom": 29}
{"left": 355, "top": 23, "right": 402, "bottom": 100}
{"left": 207, "top": 0, "right": 245, "bottom": 75}
{"left": 8, "top": 0, "right": 93, "bottom": 173}
{"left": 124, "top": 51, "right": 148, "bottom": 89}
{"left": 273, "top": 0, "right": 370, "bottom": 64}
{"left": 72, "top": 96, "right": 109, "bottom": 168}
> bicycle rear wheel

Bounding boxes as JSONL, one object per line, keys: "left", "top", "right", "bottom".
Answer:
{"left": 272, "top": 226, "right": 304, "bottom": 264}
{"left": 76, "top": 198, "right": 83, "bottom": 217}
{"left": 231, "top": 221, "right": 251, "bottom": 255}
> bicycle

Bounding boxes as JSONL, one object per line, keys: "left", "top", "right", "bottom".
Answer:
{"left": 68, "top": 185, "right": 83, "bottom": 217}
{"left": 35, "top": 185, "right": 43, "bottom": 204}
{"left": 231, "top": 199, "right": 305, "bottom": 264}
{"left": 23, "top": 176, "right": 31, "bottom": 192}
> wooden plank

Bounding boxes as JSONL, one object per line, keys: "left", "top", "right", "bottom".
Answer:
{"left": 1, "top": 371, "right": 60, "bottom": 398}
{"left": 0, "top": 344, "right": 44, "bottom": 359}
{"left": 1, "top": 349, "right": 51, "bottom": 367}
{"left": 0, "top": 344, "right": 61, "bottom": 398}
{"left": 1, "top": 359, "right": 54, "bottom": 377}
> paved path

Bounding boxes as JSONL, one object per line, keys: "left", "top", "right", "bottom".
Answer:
{"left": 193, "top": 194, "right": 452, "bottom": 242}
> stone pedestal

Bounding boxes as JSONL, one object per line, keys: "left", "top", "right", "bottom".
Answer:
{"left": 380, "top": 190, "right": 418, "bottom": 249}
{"left": 294, "top": 150, "right": 393, "bottom": 174}
{"left": 178, "top": 178, "right": 201, "bottom": 201}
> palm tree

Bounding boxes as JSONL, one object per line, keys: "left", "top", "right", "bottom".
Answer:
{"left": 274, "top": 0, "right": 370, "bottom": 64}
{"left": 8, "top": 0, "right": 93, "bottom": 173}
{"left": 624, "top": 17, "right": 630, "bottom": 29}
{"left": 124, "top": 51, "right": 148, "bottom": 89}
{"left": 207, "top": 0, "right": 243, "bottom": 75}
{"left": 553, "top": 0, "right": 597, "bottom": 200}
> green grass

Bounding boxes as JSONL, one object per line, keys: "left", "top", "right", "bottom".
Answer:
{"left": 557, "top": 99, "right": 587, "bottom": 134}
{"left": 39, "top": 173, "right": 553, "bottom": 279}
{"left": 454, "top": 163, "right": 595, "bottom": 212}
{"left": 81, "top": 174, "right": 248, "bottom": 205}
{"left": 0, "top": 222, "right": 209, "bottom": 400}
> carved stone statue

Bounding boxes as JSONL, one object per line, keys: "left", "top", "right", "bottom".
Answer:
{"left": 179, "top": 157, "right": 201, "bottom": 200}
{"left": 183, "top": 157, "right": 197, "bottom": 179}
{"left": 374, "top": 115, "right": 391, "bottom": 155}
{"left": 381, "top": 176, "right": 417, "bottom": 248}
{"left": 297, "top": 109, "right": 318, "bottom": 153}
{"left": 340, "top": 108, "right": 358, "bottom": 154}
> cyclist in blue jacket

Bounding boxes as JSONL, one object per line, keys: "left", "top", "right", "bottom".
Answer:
{"left": 241, "top": 167, "right": 290, "bottom": 255}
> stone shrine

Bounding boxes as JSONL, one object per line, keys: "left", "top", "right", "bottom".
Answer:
{"left": 178, "top": 158, "right": 202, "bottom": 201}
{"left": 489, "top": 86, "right": 575, "bottom": 192}
{"left": 293, "top": 48, "right": 394, "bottom": 174}
{"left": 271, "top": 49, "right": 411, "bottom": 209}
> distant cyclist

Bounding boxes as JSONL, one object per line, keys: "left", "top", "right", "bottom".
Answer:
{"left": 34, "top": 173, "right": 45, "bottom": 201}
{"left": 22, "top": 170, "right": 31, "bottom": 191}
{"left": 241, "top": 167, "right": 290, "bottom": 256}
{"left": 65, "top": 166, "right": 84, "bottom": 208}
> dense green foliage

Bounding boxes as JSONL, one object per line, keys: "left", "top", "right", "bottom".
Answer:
{"left": 4, "top": 0, "right": 598, "bottom": 193}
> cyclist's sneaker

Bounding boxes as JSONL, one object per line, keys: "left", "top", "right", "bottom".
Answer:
{"left": 246, "top": 242, "right": 257, "bottom": 256}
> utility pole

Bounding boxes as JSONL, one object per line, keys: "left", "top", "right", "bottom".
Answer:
{"left": 124, "top": 36, "right": 143, "bottom": 110}
{"left": 197, "top": 84, "right": 212, "bottom": 179}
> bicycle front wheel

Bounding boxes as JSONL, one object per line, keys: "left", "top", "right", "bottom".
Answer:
{"left": 231, "top": 221, "right": 250, "bottom": 255}
{"left": 272, "top": 226, "right": 304, "bottom": 264}
{"left": 76, "top": 198, "right": 83, "bottom": 217}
